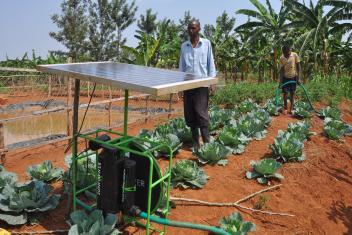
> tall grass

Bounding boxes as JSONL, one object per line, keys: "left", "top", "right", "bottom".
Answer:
{"left": 212, "top": 75, "right": 352, "bottom": 107}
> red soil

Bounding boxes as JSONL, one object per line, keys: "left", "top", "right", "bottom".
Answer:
{"left": 1, "top": 99, "right": 352, "bottom": 235}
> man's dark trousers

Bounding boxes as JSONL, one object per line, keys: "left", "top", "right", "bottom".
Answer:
{"left": 183, "top": 87, "right": 210, "bottom": 146}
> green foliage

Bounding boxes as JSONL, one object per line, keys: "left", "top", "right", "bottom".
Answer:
{"left": 137, "top": 8, "right": 158, "bottom": 35}
{"left": 218, "top": 126, "right": 250, "bottom": 154}
{"left": 64, "top": 151, "right": 98, "bottom": 194}
{"left": 0, "top": 181, "right": 60, "bottom": 225}
{"left": 204, "top": 11, "right": 238, "bottom": 80}
{"left": 298, "top": 75, "right": 352, "bottom": 105}
{"left": 324, "top": 118, "right": 347, "bottom": 140}
{"left": 50, "top": 0, "right": 89, "bottom": 60}
{"left": 68, "top": 210, "right": 120, "bottom": 235}
{"left": 270, "top": 130, "right": 305, "bottom": 162}
{"left": 27, "top": 160, "right": 64, "bottom": 182}
{"left": 139, "top": 128, "right": 182, "bottom": 155}
{"left": 0, "top": 51, "right": 66, "bottom": 69}
{"left": 255, "top": 108, "right": 272, "bottom": 127}
{"left": 237, "top": 99, "right": 259, "bottom": 114}
{"left": 234, "top": 109, "right": 270, "bottom": 140}
{"left": 193, "top": 142, "right": 231, "bottom": 166}
{"left": 170, "top": 160, "right": 208, "bottom": 189}
{"left": 284, "top": 0, "right": 352, "bottom": 63}
{"left": 264, "top": 98, "right": 280, "bottom": 116}
{"left": 317, "top": 106, "right": 342, "bottom": 120}
{"left": 293, "top": 101, "right": 312, "bottom": 119}
{"left": 0, "top": 166, "right": 17, "bottom": 190}
{"left": 211, "top": 82, "right": 277, "bottom": 108}
{"left": 287, "top": 121, "right": 315, "bottom": 141}
{"left": 246, "top": 159, "right": 283, "bottom": 184}
{"left": 219, "top": 212, "right": 256, "bottom": 235}
{"left": 209, "top": 107, "right": 235, "bottom": 133}
{"left": 168, "top": 118, "right": 193, "bottom": 143}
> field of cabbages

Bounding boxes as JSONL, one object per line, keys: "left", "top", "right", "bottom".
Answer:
{"left": 0, "top": 91, "right": 351, "bottom": 234}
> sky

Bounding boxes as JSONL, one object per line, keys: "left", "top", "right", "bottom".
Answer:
{"left": 0, "top": 0, "right": 311, "bottom": 60}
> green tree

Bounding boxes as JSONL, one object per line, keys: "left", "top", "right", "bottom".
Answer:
{"left": 157, "top": 19, "right": 182, "bottom": 68}
{"left": 179, "top": 11, "right": 193, "bottom": 42}
{"left": 204, "top": 11, "right": 237, "bottom": 80}
{"left": 236, "top": 0, "right": 290, "bottom": 81}
{"left": 284, "top": 0, "right": 352, "bottom": 74}
{"left": 50, "top": 0, "right": 89, "bottom": 61}
{"left": 87, "top": 0, "right": 115, "bottom": 61}
{"left": 137, "top": 8, "right": 158, "bottom": 35}
{"left": 122, "top": 22, "right": 169, "bottom": 67}
{"left": 110, "top": 0, "right": 138, "bottom": 61}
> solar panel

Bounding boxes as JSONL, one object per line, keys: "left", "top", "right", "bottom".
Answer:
{"left": 36, "top": 62, "right": 218, "bottom": 96}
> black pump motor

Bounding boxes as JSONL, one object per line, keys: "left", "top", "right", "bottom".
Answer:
{"left": 88, "top": 135, "right": 163, "bottom": 216}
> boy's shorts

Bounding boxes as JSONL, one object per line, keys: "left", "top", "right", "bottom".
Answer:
{"left": 282, "top": 77, "right": 297, "bottom": 94}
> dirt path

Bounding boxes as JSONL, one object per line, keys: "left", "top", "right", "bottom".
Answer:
{"left": 1, "top": 102, "right": 352, "bottom": 235}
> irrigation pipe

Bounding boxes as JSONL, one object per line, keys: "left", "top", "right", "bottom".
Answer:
{"left": 138, "top": 211, "right": 230, "bottom": 235}
{"left": 275, "top": 81, "right": 317, "bottom": 112}
{"left": 171, "top": 184, "right": 295, "bottom": 217}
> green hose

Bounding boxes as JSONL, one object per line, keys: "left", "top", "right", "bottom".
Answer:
{"left": 139, "top": 211, "right": 230, "bottom": 235}
{"left": 275, "top": 81, "right": 317, "bottom": 112}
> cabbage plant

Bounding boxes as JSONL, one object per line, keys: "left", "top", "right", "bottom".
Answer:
{"left": 0, "top": 181, "right": 60, "bottom": 225}
{"left": 137, "top": 129, "right": 182, "bottom": 156}
{"left": 235, "top": 112, "right": 267, "bottom": 140}
{"left": 218, "top": 126, "right": 250, "bottom": 154}
{"left": 237, "top": 99, "right": 259, "bottom": 114}
{"left": 168, "top": 118, "right": 193, "bottom": 143}
{"left": 324, "top": 118, "right": 346, "bottom": 140}
{"left": 27, "top": 160, "right": 64, "bottom": 182}
{"left": 193, "top": 142, "right": 231, "bottom": 166}
{"left": 219, "top": 212, "right": 256, "bottom": 235}
{"left": 255, "top": 109, "right": 272, "bottom": 127}
{"left": 264, "top": 98, "right": 281, "bottom": 116}
{"left": 246, "top": 159, "right": 284, "bottom": 184}
{"left": 293, "top": 106, "right": 311, "bottom": 119}
{"left": 68, "top": 210, "right": 120, "bottom": 235}
{"left": 64, "top": 152, "right": 98, "bottom": 194}
{"left": 287, "top": 121, "right": 315, "bottom": 141}
{"left": 293, "top": 101, "right": 312, "bottom": 119}
{"left": 317, "top": 106, "right": 341, "bottom": 120}
{"left": 171, "top": 160, "right": 208, "bottom": 189}
{"left": 270, "top": 130, "right": 305, "bottom": 162}
{"left": 209, "top": 108, "right": 226, "bottom": 133}
{"left": 0, "top": 166, "right": 17, "bottom": 190}
{"left": 154, "top": 133, "right": 182, "bottom": 155}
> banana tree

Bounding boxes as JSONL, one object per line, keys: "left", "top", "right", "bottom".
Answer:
{"left": 284, "top": 0, "right": 352, "bottom": 74}
{"left": 236, "top": 0, "right": 290, "bottom": 81}
{"left": 122, "top": 19, "right": 170, "bottom": 67}
{"left": 204, "top": 11, "right": 238, "bottom": 80}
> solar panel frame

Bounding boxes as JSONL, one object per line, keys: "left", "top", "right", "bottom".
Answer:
{"left": 36, "top": 62, "right": 218, "bottom": 96}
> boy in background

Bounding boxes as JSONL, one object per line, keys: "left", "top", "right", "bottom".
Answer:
{"left": 280, "top": 45, "right": 301, "bottom": 114}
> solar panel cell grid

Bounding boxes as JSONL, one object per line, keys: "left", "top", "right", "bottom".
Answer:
{"left": 36, "top": 62, "right": 218, "bottom": 96}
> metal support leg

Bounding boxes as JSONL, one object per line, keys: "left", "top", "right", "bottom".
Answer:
{"left": 72, "top": 79, "right": 80, "bottom": 210}
{"left": 124, "top": 90, "right": 129, "bottom": 137}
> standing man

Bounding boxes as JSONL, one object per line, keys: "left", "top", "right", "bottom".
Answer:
{"left": 179, "top": 19, "right": 216, "bottom": 148}
{"left": 280, "top": 45, "right": 301, "bottom": 115}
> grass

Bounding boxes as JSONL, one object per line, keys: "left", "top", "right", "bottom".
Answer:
{"left": 211, "top": 82, "right": 277, "bottom": 108}
{"left": 211, "top": 74, "right": 352, "bottom": 107}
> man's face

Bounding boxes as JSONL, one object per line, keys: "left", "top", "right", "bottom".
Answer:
{"left": 283, "top": 48, "right": 291, "bottom": 58}
{"left": 188, "top": 22, "right": 200, "bottom": 38}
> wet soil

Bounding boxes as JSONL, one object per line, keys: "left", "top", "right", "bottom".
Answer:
{"left": 0, "top": 99, "right": 352, "bottom": 235}
{"left": 0, "top": 93, "right": 183, "bottom": 147}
